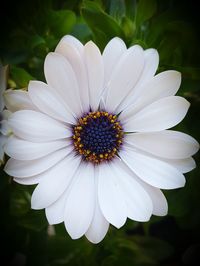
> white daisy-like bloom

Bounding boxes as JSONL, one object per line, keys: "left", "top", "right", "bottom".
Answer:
{"left": 0, "top": 65, "right": 10, "bottom": 164}
{"left": 4, "top": 36, "right": 199, "bottom": 243}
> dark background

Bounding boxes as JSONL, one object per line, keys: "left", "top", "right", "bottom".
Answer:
{"left": 0, "top": 0, "right": 200, "bottom": 265}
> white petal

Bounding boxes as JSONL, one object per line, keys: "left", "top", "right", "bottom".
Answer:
{"left": 120, "top": 147, "right": 186, "bottom": 189}
{"left": 84, "top": 41, "right": 104, "bottom": 111}
{"left": 14, "top": 176, "right": 42, "bottom": 185}
{"left": 105, "top": 45, "right": 144, "bottom": 112}
{"left": 118, "top": 48, "right": 159, "bottom": 111}
{"left": 102, "top": 37, "right": 126, "bottom": 85}
{"left": 85, "top": 208, "right": 109, "bottom": 244}
{"left": 5, "top": 146, "right": 72, "bottom": 177}
{"left": 31, "top": 154, "right": 81, "bottom": 210}
{"left": 64, "top": 163, "right": 95, "bottom": 239}
{"left": 55, "top": 40, "right": 89, "bottom": 112}
{"left": 138, "top": 181, "right": 168, "bottom": 216}
{"left": 4, "top": 136, "right": 69, "bottom": 160}
{"left": 163, "top": 157, "right": 196, "bottom": 173}
{"left": 56, "top": 35, "right": 83, "bottom": 54}
{"left": 125, "top": 130, "right": 199, "bottom": 159}
{"left": 85, "top": 169, "right": 109, "bottom": 244}
{"left": 137, "top": 48, "right": 159, "bottom": 86}
{"left": 44, "top": 52, "right": 82, "bottom": 116}
{"left": 45, "top": 190, "right": 68, "bottom": 225}
{"left": 120, "top": 71, "right": 181, "bottom": 120}
{"left": 117, "top": 162, "right": 168, "bottom": 217}
{"left": 4, "top": 89, "right": 36, "bottom": 112}
{"left": 0, "top": 120, "right": 10, "bottom": 135}
{"left": 110, "top": 160, "right": 153, "bottom": 222}
{"left": 98, "top": 163, "right": 127, "bottom": 228}
{"left": 8, "top": 110, "right": 71, "bottom": 142}
{"left": 123, "top": 96, "right": 190, "bottom": 132}
{"left": 28, "top": 81, "right": 76, "bottom": 124}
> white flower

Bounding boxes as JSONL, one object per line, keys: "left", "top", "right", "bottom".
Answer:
{"left": 4, "top": 36, "right": 199, "bottom": 243}
{"left": 0, "top": 65, "right": 10, "bottom": 164}
{"left": 0, "top": 65, "right": 36, "bottom": 164}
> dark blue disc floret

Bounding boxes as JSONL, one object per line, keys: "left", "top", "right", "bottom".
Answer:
{"left": 81, "top": 115, "right": 118, "bottom": 154}
{"left": 72, "top": 111, "right": 123, "bottom": 164}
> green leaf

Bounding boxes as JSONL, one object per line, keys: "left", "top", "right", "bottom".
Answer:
{"left": 26, "top": 230, "right": 48, "bottom": 266}
{"left": 81, "top": 1, "right": 124, "bottom": 49}
{"left": 121, "top": 16, "right": 136, "bottom": 40}
{"left": 157, "top": 32, "right": 180, "bottom": 65}
{"left": 71, "top": 23, "right": 92, "bottom": 42}
{"left": 47, "top": 10, "right": 76, "bottom": 37}
{"left": 29, "top": 35, "right": 46, "bottom": 50}
{"left": 18, "top": 210, "right": 48, "bottom": 232}
{"left": 146, "top": 8, "right": 179, "bottom": 46}
{"left": 107, "top": 237, "right": 158, "bottom": 265}
{"left": 125, "top": 0, "right": 137, "bottom": 20}
{"left": 135, "top": 0, "right": 157, "bottom": 26}
{"left": 10, "top": 65, "right": 34, "bottom": 88}
{"left": 109, "top": 0, "right": 126, "bottom": 22}
{"left": 132, "top": 235, "right": 174, "bottom": 261}
{"left": 47, "top": 232, "right": 95, "bottom": 266}
{"left": 10, "top": 185, "right": 30, "bottom": 217}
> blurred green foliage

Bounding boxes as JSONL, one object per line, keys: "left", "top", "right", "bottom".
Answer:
{"left": 0, "top": 0, "right": 200, "bottom": 265}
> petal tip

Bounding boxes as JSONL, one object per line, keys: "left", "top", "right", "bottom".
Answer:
{"left": 85, "top": 40, "right": 95, "bottom": 48}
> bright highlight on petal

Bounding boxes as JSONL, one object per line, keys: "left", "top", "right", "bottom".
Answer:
{"left": 8, "top": 110, "right": 71, "bottom": 142}
{"left": 98, "top": 163, "right": 127, "bottom": 228}
{"left": 105, "top": 45, "right": 144, "bottom": 112}
{"left": 84, "top": 41, "right": 104, "bottom": 111}
{"left": 64, "top": 163, "right": 95, "bottom": 239}
{"left": 28, "top": 81, "right": 76, "bottom": 124}
{"left": 3, "top": 35, "right": 199, "bottom": 244}
{"left": 102, "top": 37, "right": 126, "bottom": 85}
{"left": 44, "top": 52, "right": 83, "bottom": 117}
{"left": 123, "top": 96, "right": 190, "bottom": 132}
{"left": 31, "top": 154, "right": 81, "bottom": 210}
{"left": 125, "top": 130, "right": 199, "bottom": 159}
{"left": 120, "top": 147, "right": 186, "bottom": 189}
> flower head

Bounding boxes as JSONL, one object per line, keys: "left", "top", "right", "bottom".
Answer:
{"left": 4, "top": 36, "right": 199, "bottom": 243}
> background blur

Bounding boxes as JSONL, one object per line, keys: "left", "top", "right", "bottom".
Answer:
{"left": 0, "top": 0, "right": 200, "bottom": 265}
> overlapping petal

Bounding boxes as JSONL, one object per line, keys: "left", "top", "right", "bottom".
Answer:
{"left": 55, "top": 37, "right": 89, "bottom": 112}
{"left": 110, "top": 160, "right": 153, "bottom": 222}
{"left": 84, "top": 41, "right": 104, "bottom": 111}
{"left": 120, "top": 146, "right": 186, "bottom": 189}
{"left": 98, "top": 163, "right": 127, "bottom": 228}
{"left": 31, "top": 154, "right": 81, "bottom": 210}
{"left": 28, "top": 81, "right": 76, "bottom": 124}
{"left": 120, "top": 70, "right": 181, "bottom": 119}
{"left": 85, "top": 168, "right": 109, "bottom": 244}
{"left": 5, "top": 146, "right": 72, "bottom": 177}
{"left": 44, "top": 52, "right": 83, "bottom": 117}
{"left": 8, "top": 110, "right": 71, "bottom": 142}
{"left": 125, "top": 130, "right": 199, "bottom": 159}
{"left": 122, "top": 96, "right": 190, "bottom": 132}
{"left": 64, "top": 163, "right": 95, "bottom": 239}
{"left": 102, "top": 37, "right": 127, "bottom": 85}
{"left": 4, "top": 89, "right": 36, "bottom": 112}
{"left": 45, "top": 190, "right": 68, "bottom": 225}
{"left": 4, "top": 136, "right": 69, "bottom": 160}
{"left": 105, "top": 45, "right": 144, "bottom": 112}
{"left": 117, "top": 48, "right": 159, "bottom": 112}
